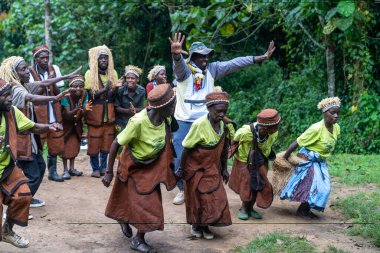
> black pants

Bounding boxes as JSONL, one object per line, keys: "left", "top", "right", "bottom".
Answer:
{"left": 18, "top": 153, "right": 46, "bottom": 196}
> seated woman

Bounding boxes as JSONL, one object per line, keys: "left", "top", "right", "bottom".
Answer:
{"left": 280, "top": 97, "right": 341, "bottom": 218}
{"left": 102, "top": 83, "right": 177, "bottom": 253}
{"left": 145, "top": 65, "right": 167, "bottom": 95}
{"left": 115, "top": 65, "right": 145, "bottom": 132}
{"left": 229, "top": 109, "right": 280, "bottom": 220}
{"left": 61, "top": 76, "right": 92, "bottom": 179}
{"left": 179, "top": 88, "right": 235, "bottom": 240}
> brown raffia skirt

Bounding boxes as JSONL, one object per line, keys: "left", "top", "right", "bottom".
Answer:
{"left": 185, "top": 172, "right": 232, "bottom": 227}
{"left": 87, "top": 124, "right": 115, "bottom": 156}
{"left": 229, "top": 159, "right": 273, "bottom": 209}
{"left": 105, "top": 177, "right": 164, "bottom": 233}
{"left": 0, "top": 167, "right": 32, "bottom": 240}
{"left": 62, "top": 132, "right": 81, "bottom": 159}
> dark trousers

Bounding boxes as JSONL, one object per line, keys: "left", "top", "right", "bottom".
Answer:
{"left": 18, "top": 153, "right": 46, "bottom": 196}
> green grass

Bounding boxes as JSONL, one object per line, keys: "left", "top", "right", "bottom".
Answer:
{"left": 234, "top": 233, "right": 350, "bottom": 253}
{"left": 234, "top": 233, "right": 316, "bottom": 253}
{"left": 333, "top": 190, "right": 380, "bottom": 247}
{"left": 329, "top": 154, "right": 380, "bottom": 185}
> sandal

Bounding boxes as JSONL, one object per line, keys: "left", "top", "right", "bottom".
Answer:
{"left": 130, "top": 238, "right": 157, "bottom": 253}
{"left": 118, "top": 221, "right": 132, "bottom": 238}
{"left": 69, "top": 168, "right": 83, "bottom": 176}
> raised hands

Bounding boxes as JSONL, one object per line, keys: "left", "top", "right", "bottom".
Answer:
{"left": 64, "top": 66, "right": 82, "bottom": 79}
{"left": 264, "top": 40, "right": 276, "bottom": 59}
{"left": 169, "top": 32, "right": 188, "bottom": 56}
{"left": 85, "top": 100, "right": 93, "bottom": 111}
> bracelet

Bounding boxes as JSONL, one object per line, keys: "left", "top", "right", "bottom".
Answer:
{"left": 105, "top": 171, "right": 113, "bottom": 175}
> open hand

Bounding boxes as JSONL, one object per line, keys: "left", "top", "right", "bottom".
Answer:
{"left": 49, "top": 123, "right": 63, "bottom": 131}
{"left": 169, "top": 32, "right": 188, "bottom": 56}
{"left": 85, "top": 100, "right": 93, "bottom": 111}
{"left": 265, "top": 40, "right": 275, "bottom": 59}
{"left": 65, "top": 66, "right": 82, "bottom": 79}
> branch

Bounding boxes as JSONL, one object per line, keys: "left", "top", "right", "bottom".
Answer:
{"left": 222, "top": 20, "right": 265, "bottom": 46}
{"left": 297, "top": 21, "right": 324, "bottom": 50}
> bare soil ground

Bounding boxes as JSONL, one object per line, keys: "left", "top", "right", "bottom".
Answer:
{"left": 2, "top": 151, "right": 379, "bottom": 253}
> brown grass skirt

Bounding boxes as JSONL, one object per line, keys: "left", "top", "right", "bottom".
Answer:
{"left": 185, "top": 171, "right": 231, "bottom": 227}
{"left": 229, "top": 159, "right": 273, "bottom": 208}
{"left": 105, "top": 177, "right": 164, "bottom": 233}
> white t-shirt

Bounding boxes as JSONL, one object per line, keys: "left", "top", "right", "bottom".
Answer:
{"left": 29, "top": 64, "right": 63, "bottom": 123}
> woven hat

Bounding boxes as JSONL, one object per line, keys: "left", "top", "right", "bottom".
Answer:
{"left": 189, "top": 42, "right": 214, "bottom": 61}
{"left": 0, "top": 79, "right": 11, "bottom": 95}
{"left": 317, "top": 97, "right": 341, "bottom": 112}
{"left": 257, "top": 109, "right": 281, "bottom": 126}
{"left": 148, "top": 83, "right": 175, "bottom": 109}
{"left": 69, "top": 76, "right": 85, "bottom": 86}
{"left": 205, "top": 91, "right": 229, "bottom": 107}
{"left": 33, "top": 45, "right": 50, "bottom": 58}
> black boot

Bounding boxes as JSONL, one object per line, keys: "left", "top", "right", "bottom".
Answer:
{"left": 47, "top": 154, "right": 64, "bottom": 182}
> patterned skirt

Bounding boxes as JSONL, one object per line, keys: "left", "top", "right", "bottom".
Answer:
{"left": 280, "top": 148, "right": 331, "bottom": 211}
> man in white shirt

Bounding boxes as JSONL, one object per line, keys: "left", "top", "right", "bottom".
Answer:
{"left": 29, "top": 45, "right": 66, "bottom": 182}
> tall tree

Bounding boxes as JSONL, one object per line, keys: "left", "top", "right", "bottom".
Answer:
{"left": 45, "top": 0, "right": 53, "bottom": 63}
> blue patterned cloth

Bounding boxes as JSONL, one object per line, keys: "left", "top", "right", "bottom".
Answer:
{"left": 280, "top": 147, "right": 331, "bottom": 211}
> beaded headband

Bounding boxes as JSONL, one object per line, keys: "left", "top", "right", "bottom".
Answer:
{"left": 33, "top": 48, "right": 49, "bottom": 58}
{"left": 126, "top": 70, "right": 140, "bottom": 78}
{"left": 149, "top": 94, "right": 176, "bottom": 109}
{"left": 0, "top": 83, "right": 12, "bottom": 95}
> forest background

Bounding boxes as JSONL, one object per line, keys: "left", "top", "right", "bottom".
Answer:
{"left": 0, "top": 0, "right": 379, "bottom": 154}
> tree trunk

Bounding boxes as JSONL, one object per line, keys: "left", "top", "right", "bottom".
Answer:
{"left": 325, "top": 41, "right": 335, "bottom": 97}
{"left": 45, "top": 0, "right": 53, "bottom": 64}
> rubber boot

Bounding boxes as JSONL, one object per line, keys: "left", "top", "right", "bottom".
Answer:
{"left": 47, "top": 154, "right": 64, "bottom": 182}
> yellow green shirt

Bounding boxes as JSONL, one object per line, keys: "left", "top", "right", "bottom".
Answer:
{"left": 117, "top": 109, "right": 170, "bottom": 161}
{"left": 182, "top": 114, "right": 235, "bottom": 149}
{"left": 0, "top": 107, "right": 35, "bottom": 178}
{"left": 297, "top": 120, "right": 340, "bottom": 159}
{"left": 84, "top": 70, "right": 118, "bottom": 90}
{"left": 84, "top": 70, "right": 118, "bottom": 122}
{"left": 233, "top": 123, "right": 278, "bottom": 163}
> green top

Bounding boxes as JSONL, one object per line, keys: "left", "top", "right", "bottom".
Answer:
{"left": 233, "top": 123, "right": 278, "bottom": 163}
{"left": 60, "top": 93, "right": 88, "bottom": 107}
{"left": 117, "top": 109, "right": 170, "bottom": 161}
{"left": 84, "top": 70, "right": 118, "bottom": 122}
{"left": 84, "top": 70, "right": 118, "bottom": 90}
{"left": 182, "top": 114, "right": 235, "bottom": 149}
{"left": 297, "top": 119, "right": 340, "bottom": 159}
{"left": 0, "top": 107, "right": 35, "bottom": 178}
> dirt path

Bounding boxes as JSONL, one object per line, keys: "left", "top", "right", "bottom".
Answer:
{"left": 2, "top": 152, "right": 379, "bottom": 253}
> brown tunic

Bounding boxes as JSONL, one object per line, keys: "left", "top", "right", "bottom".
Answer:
{"left": 181, "top": 131, "right": 232, "bottom": 227}
{"left": 0, "top": 108, "right": 32, "bottom": 240}
{"left": 29, "top": 65, "right": 64, "bottom": 156}
{"left": 85, "top": 78, "right": 116, "bottom": 156}
{"left": 61, "top": 94, "right": 85, "bottom": 159}
{"left": 228, "top": 158, "right": 273, "bottom": 208}
{"left": 105, "top": 125, "right": 176, "bottom": 233}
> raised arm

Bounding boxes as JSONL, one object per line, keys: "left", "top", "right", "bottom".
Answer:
{"left": 25, "top": 88, "right": 71, "bottom": 104}
{"left": 31, "top": 66, "right": 82, "bottom": 89}
{"left": 210, "top": 40, "right": 275, "bottom": 81}
{"left": 169, "top": 32, "right": 191, "bottom": 82}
